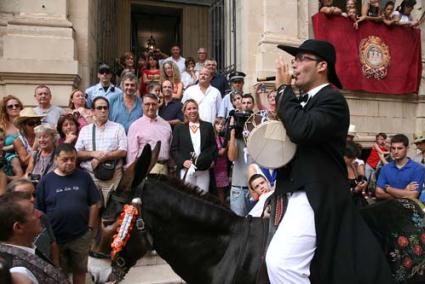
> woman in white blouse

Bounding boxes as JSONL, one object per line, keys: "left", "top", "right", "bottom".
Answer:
{"left": 171, "top": 99, "right": 217, "bottom": 192}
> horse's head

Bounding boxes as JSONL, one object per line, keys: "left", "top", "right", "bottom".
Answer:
{"left": 89, "top": 143, "right": 160, "bottom": 283}
{"left": 102, "top": 142, "right": 160, "bottom": 223}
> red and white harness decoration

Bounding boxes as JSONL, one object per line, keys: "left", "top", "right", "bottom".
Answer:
{"left": 111, "top": 204, "right": 139, "bottom": 258}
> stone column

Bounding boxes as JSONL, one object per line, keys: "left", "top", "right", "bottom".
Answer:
{"left": 0, "top": 0, "right": 79, "bottom": 106}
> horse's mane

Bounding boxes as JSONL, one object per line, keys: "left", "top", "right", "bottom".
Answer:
{"left": 146, "top": 174, "right": 232, "bottom": 210}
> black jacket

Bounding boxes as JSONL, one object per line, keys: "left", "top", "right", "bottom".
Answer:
{"left": 275, "top": 84, "right": 394, "bottom": 284}
{"left": 171, "top": 121, "right": 217, "bottom": 172}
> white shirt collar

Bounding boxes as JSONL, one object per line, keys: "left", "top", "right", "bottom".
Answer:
{"left": 300, "top": 83, "right": 329, "bottom": 107}
{"left": 306, "top": 83, "right": 329, "bottom": 99}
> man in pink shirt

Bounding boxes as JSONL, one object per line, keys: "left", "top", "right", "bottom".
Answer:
{"left": 127, "top": 93, "right": 172, "bottom": 174}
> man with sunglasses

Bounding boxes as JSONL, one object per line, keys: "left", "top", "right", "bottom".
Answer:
{"left": 75, "top": 96, "right": 127, "bottom": 205}
{"left": 85, "top": 64, "right": 123, "bottom": 108}
{"left": 265, "top": 39, "right": 393, "bottom": 283}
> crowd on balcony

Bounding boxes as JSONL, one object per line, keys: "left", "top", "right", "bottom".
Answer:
{"left": 320, "top": 0, "right": 422, "bottom": 28}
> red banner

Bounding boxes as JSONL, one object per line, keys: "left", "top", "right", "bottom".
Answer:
{"left": 312, "top": 13, "right": 422, "bottom": 94}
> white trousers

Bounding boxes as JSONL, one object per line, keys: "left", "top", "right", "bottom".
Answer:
{"left": 266, "top": 191, "right": 316, "bottom": 284}
{"left": 180, "top": 169, "right": 210, "bottom": 192}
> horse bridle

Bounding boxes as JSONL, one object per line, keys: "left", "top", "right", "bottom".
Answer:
{"left": 106, "top": 179, "right": 153, "bottom": 283}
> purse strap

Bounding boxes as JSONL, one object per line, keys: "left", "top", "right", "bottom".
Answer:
{"left": 92, "top": 124, "right": 96, "bottom": 151}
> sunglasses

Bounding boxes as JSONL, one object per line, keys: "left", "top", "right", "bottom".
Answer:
{"left": 26, "top": 120, "right": 41, "bottom": 127}
{"left": 95, "top": 106, "right": 108, "bottom": 111}
{"left": 99, "top": 70, "right": 111, "bottom": 75}
{"left": 7, "top": 104, "right": 21, "bottom": 109}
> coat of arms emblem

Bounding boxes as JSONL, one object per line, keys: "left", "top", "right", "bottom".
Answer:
{"left": 359, "top": 36, "right": 390, "bottom": 80}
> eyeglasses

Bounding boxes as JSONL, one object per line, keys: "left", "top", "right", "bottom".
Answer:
{"left": 95, "top": 106, "right": 108, "bottom": 111}
{"left": 6, "top": 104, "right": 21, "bottom": 109}
{"left": 26, "top": 120, "right": 41, "bottom": 127}
{"left": 99, "top": 71, "right": 111, "bottom": 75}
{"left": 291, "top": 54, "right": 322, "bottom": 64}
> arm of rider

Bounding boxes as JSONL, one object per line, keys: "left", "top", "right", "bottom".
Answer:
{"left": 227, "top": 117, "right": 238, "bottom": 162}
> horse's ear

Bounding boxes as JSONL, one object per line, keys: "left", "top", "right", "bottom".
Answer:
{"left": 131, "top": 144, "right": 152, "bottom": 188}
{"left": 148, "top": 141, "right": 161, "bottom": 172}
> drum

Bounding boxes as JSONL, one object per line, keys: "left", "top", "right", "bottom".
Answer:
{"left": 244, "top": 111, "right": 296, "bottom": 169}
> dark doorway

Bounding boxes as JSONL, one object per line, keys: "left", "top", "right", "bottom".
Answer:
{"left": 131, "top": 4, "right": 182, "bottom": 57}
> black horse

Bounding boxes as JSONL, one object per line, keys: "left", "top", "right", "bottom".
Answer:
{"left": 89, "top": 144, "right": 425, "bottom": 283}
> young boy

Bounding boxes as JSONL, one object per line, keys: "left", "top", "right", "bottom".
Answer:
{"left": 247, "top": 174, "right": 274, "bottom": 217}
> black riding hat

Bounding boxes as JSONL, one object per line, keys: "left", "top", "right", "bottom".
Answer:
{"left": 277, "top": 39, "right": 343, "bottom": 89}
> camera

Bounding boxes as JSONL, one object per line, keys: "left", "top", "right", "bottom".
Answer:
{"left": 227, "top": 110, "right": 253, "bottom": 139}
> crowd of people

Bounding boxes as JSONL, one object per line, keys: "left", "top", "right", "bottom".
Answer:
{"left": 0, "top": 44, "right": 278, "bottom": 283}
{"left": 0, "top": 32, "right": 425, "bottom": 283}
{"left": 320, "top": 0, "right": 423, "bottom": 29}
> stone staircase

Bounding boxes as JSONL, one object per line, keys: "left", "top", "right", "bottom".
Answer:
{"left": 121, "top": 251, "right": 184, "bottom": 284}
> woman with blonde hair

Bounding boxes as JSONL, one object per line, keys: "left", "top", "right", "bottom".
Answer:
{"left": 161, "top": 60, "right": 183, "bottom": 100}
{"left": 171, "top": 99, "right": 217, "bottom": 192}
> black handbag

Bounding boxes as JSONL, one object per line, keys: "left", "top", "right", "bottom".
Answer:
{"left": 92, "top": 125, "right": 116, "bottom": 181}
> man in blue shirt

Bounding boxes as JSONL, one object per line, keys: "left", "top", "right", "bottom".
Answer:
{"left": 85, "top": 64, "right": 123, "bottom": 107}
{"left": 376, "top": 134, "right": 425, "bottom": 202}
{"left": 108, "top": 72, "right": 143, "bottom": 132}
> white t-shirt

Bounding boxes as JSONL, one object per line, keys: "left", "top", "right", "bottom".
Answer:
{"left": 248, "top": 190, "right": 274, "bottom": 217}
{"left": 182, "top": 85, "right": 222, "bottom": 123}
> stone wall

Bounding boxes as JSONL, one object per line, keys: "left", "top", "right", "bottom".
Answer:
{"left": 0, "top": 0, "right": 79, "bottom": 107}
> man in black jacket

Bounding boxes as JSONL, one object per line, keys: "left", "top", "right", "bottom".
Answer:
{"left": 266, "top": 39, "right": 393, "bottom": 283}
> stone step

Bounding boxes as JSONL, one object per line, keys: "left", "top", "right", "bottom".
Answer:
{"left": 121, "top": 263, "right": 183, "bottom": 284}
{"left": 121, "top": 251, "right": 184, "bottom": 284}
{"left": 138, "top": 251, "right": 167, "bottom": 266}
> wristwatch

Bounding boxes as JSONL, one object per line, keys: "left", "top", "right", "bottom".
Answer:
{"left": 383, "top": 185, "right": 390, "bottom": 193}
